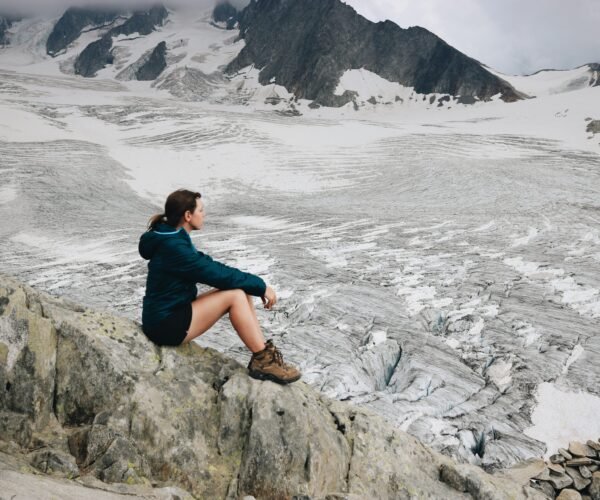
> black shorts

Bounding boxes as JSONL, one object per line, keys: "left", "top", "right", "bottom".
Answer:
{"left": 143, "top": 303, "right": 192, "bottom": 347}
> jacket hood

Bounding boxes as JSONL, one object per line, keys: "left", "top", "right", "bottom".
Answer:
{"left": 139, "top": 223, "right": 185, "bottom": 260}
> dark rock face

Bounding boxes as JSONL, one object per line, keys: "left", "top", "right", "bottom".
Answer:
{"left": 213, "top": 2, "right": 240, "bottom": 29}
{"left": 0, "top": 17, "right": 12, "bottom": 46}
{"left": 135, "top": 41, "right": 167, "bottom": 80}
{"left": 74, "top": 35, "right": 113, "bottom": 77}
{"left": 73, "top": 5, "right": 168, "bottom": 78}
{"left": 227, "top": 0, "right": 522, "bottom": 106}
{"left": 590, "top": 63, "right": 600, "bottom": 87}
{"left": 0, "top": 16, "right": 21, "bottom": 46}
{"left": 46, "top": 7, "right": 121, "bottom": 56}
{"left": 109, "top": 5, "right": 168, "bottom": 38}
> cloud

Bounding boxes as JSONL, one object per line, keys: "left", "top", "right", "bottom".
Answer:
{"left": 343, "top": 0, "right": 600, "bottom": 74}
{"left": 0, "top": 0, "right": 225, "bottom": 16}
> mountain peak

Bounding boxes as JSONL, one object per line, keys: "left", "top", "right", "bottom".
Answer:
{"left": 226, "top": 0, "right": 522, "bottom": 106}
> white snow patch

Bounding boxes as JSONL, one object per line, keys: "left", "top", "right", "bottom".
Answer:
{"left": 510, "top": 227, "right": 538, "bottom": 247}
{"left": 397, "top": 285, "right": 437, "bottom": 316}
{"left": 562, "top": 344, "right": 585, "bottom": 374}
{"left": 525, "top": 383, "right": 600, "bottom": 459}
{"left": 485, "top": 358, "right": 512, "bottom": 392}
{"left": 335, "top": 68, "right": 414, "bottom": 103}
{"left": 0, "top": 184, "right": 17, "bottom": 204}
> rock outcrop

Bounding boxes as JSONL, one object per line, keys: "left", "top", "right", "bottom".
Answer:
{"left": 226, "top": 0, "right": 523, "bottom": 106}
{"left": 46, "top": 7, "right": 122, "bottom": 56}
{"left": 74, "top": 35, "right": 114, "bottom": 78}
{"left": 213, "top": 1, "right": 241, "bottom": 30}
{"left": 586, "top": 119, "right": 600, "bottom": 135}
{"left": 590, "top": 63, "right": 600, "bottom": 86}
{"left": 0, "top": 275, "right": 543, "bottom": 499}
{"left": 136, "top": 41, "right": 168, "bottom": 81}
{"left": 116, "top": 41, "right": 168, "bottom": 81}
{"left": 73, "top": 5, "right": 168, "bottom": 77}
{"left": 0, "top": 17, "right": 13, "bottom": 46}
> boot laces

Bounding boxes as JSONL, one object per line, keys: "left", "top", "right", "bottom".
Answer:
{"left": 272, "top": 346, "right": 285, "bottom": 366}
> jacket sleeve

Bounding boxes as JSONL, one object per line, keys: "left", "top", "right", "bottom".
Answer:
{"left": 166, "top": 239, "right": 267, "bottom": 297}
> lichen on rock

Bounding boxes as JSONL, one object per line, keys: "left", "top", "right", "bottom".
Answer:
{"left": 0, "top": 274, "right": 543, "bottom": 499}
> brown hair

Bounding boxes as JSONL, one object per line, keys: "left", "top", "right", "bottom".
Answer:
{"left": 148, "top": 189, "right": 202, "bottom": 230}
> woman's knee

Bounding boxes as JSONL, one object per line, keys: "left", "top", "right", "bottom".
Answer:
{"left": 229, "top": 288, "right": 248, "bottom": 304}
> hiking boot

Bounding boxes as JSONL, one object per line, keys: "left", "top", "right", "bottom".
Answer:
{"left": 248, "top": 339, "right": 301, "bottom": 385}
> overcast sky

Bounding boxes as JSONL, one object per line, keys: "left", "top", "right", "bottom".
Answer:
{"left": 343, "top": 0, "right": 600, "bottom": 75}
{"left": 0, "top": 0, "right": 598, "bottom": 75}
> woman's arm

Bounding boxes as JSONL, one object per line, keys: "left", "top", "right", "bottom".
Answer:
{"left": 167, "top": 240, "right": 267, "bottom": 296}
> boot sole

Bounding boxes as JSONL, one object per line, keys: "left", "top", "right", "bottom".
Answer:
{"left": 248, "top": 369, "right": 301, "bottom": 385}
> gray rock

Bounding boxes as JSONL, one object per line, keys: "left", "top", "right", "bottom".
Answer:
{"left": 227, "top": 0, "right": 523, "bottom": 107}
{"left": 547, "top": 472, "right": 574, "bottom": 490}
{"left": 0, "top": 275, "right": 546, "bottom": 499}
{"left": 588, "top": 441, "right": 600, "bottom": 452}
{"left": 74, "top": 35, "right": 114, "bottom": 77}
{"left": 557, "top": 490, "right": 583, "bottom": 500}
{"left": 590, "top": 471, "right": 600, "bottom": 500}
{"left": 530, "top": 479, "right": 556, "bottom": 499}
{"left": 565, "top": 466, "right": 592, "bottom": 491}
{"left": 549, "top": 463, "right": 566, "bottom": 475}
{"left": 560, "top": 448, "right": 574, "bottom": 460}
{"left": 568, "top": 458, "right": 595, "bottom": 467}
{"left": 0, "top": 15, "right": 20, "bottom": 46}
{"left": 581, "top": 466, "right": 593, "bottom": 479}
{"left": 570, "top": 442, "right": 597, "bottom": 458}
{"left": 212, "top": 2, "right": 240, "bottom": 29}
{"left": 135, "top": 42, "right": 167, "bottom": 81}
{"left": 46, "top": 7, "right": 121, "bottom": 56}
{"left": 0, "top": 410, "right": 33, "bottom": 447}
{"left": 74, "top": 6, "right": 168, "bottom": 77}
{"left": 28, "top": 448, "right": 80, "bottom": 478}
{"left": 497, "top": 458, "right": 546, "bottom": 486}
{"left": 587, "top": 120, "right": 600, "bottom": 135}
{"left": 0, "top": 448, "right": 193, "bottom": 499}
{"left": 110, "top": 5, "right": 167, "bottom": 38}
{"left": 552, "top": 454, "right": 567, "bottom": 464}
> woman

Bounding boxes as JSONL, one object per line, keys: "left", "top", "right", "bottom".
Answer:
{"left": 139, "top": 189, "right": 301, "bottom": 385}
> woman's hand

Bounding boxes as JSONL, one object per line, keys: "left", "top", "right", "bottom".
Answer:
{"left": 262, "top": 286, "right": 277, "bottom": 310}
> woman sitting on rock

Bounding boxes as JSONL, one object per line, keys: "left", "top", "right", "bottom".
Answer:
{"left": 138, "top": 188, "right": 301, "bottom": 385}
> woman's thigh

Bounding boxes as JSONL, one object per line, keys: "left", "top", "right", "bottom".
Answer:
{"left": 182, "top": 289, "right": 244, "bottom": 343}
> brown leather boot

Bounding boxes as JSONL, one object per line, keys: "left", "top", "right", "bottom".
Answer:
{"left": 248, "top": 339, "right": 301, "bottom": 385}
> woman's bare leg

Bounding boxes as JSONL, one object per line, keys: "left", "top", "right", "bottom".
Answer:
{"left": 182, "top": 289, "right": 266, "bottom": 352}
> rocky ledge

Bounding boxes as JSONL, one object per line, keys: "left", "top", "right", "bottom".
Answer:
{"left": 0, "top": 275, "right": 543, "bottom": 499}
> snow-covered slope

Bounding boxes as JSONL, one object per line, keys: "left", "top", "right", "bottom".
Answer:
{"left": 489, "top": 64, "right": 600, "bottom": 97}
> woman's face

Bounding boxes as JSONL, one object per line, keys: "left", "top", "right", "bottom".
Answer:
{"left": 187, "top": 199, "right": 205, "bottom": 230}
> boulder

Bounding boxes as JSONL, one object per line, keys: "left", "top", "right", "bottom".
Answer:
{"left": 590, "top": 471, "right": 600, "bottom": 500}
{"left": 557, "top": 490, "right": 582, "bottom": 500}
{"left": 569, "top": 442, "right": 597, "bottom": 458}
{"left": 0, "top": 275, "right": 545, "bottom": 499}
{"left": 565, "top": 466, "right": 592, "bottom": 491}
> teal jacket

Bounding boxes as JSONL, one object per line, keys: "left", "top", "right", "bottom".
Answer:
{"left": 139, "top": 223, "right": 266, "bottom": 330}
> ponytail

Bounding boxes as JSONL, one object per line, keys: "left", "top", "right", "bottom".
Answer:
{"left": 147, "top": 189, "right": 202, "bottom": 231}
{"left": 148, "top": 212, "right": 167, "bottom": 230}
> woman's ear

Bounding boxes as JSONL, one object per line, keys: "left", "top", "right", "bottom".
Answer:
{"left": 184, "top": 210, "right": 192, "bottom": 222}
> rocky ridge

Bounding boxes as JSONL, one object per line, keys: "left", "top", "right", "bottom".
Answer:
{"left": 225, "top": 0, "right": 523, "bottom": 106}
{"left": 0, "top": 16, "right": 16, "bottom": 46}
{"left": 0, "top": 274, "right": 543, "bottom": 499}
{"left": 74, "top": 5, "right": 168, "bottom": 77}
{"left": 46, "top": 7, "right": 123, "bottom": 56}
